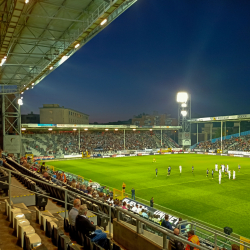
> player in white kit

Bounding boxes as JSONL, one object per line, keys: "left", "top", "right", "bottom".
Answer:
{"left": 219, "top": 172, "right": 221, "bottom": 184}
{"left": 233, "top": 170, "right": 236, "bottom": 180}
{"left": 222, "top": 165, "right": 225, "bottom": 172}
{"left": 215, "top": 164, "right": 218, "bottom": 171}
{"left": 219, "top": 169, "right": 221, "bottom": 176}
{"left": 179, "top": 165, "right": 182, "bottom": 174}
{"left": 228, "top": 170, "right": 231, "bottom": 180}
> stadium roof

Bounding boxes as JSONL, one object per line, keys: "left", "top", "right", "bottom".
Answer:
{"left": 189, "top": 114, "right": 250, "bottom": 123}
{"left": 21, "top": 123, "right": 182, "bottom": 131}
{"left": 0, "top": 0, "right": 137, "bottom": 95}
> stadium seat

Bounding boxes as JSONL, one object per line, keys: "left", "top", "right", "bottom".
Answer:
{"left": 52, "top": 227, "right": 64, "bottom": 246}
{"left": 58, "top": 235, "right": 71, "bottom": 250}
{"left": 69, "top": 225, "right": 77, "bottom": 241}
{"left": 20, "top": 225, "right": 35, "bottom": 248}
{"left": 68, "top": 243, "right": 81, "bottom": 250}
{"left": 113, "top": 243, "right": 121, "bottom": 250}
{"left": 64, "top": 218, "right": 70, "bottom": 232}
{"left": 24, "top": 233, "right": 42, "bottom": 250}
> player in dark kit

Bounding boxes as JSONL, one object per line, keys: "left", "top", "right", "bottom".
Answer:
{"left": 168, "top": 166, "right": 171, "bottom": 176}
{"left": 206, "top": 168, "right": 209, "bottom": 177}
{"left": 192, "top": 166, "right": 194, "bottom": 173}
{"left": 212, "top": 169, "right": 214, "bottom": 179}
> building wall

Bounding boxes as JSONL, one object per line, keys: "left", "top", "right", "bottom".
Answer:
{"left": 132, "top": 114, "right": 177, "bottom": 126}
{"left": 21, "top": 112, "right": 40, "bottom": 124}
{"left": 40, "top": 104, "right": 89, "bottom": 124}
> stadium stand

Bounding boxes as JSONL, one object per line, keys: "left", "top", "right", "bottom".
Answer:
{"left": 195, "top": 134, "right": 250, "bottom": 151}
{"left": 154, "top": 131, "right": 180, "bottom": 148}
{"left": 22, "top": 131, "right": 167, "bottom": 157}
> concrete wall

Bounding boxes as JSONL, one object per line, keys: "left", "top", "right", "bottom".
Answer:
{"left": 40, "top": 106, "right": 89, "bottom": 124}
{"left": 113, "top": 219, "right": 162, "bottom": 250}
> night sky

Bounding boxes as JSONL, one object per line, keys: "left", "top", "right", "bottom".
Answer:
{"left": 21, "top": 0, "right": 250, "bottom": 123}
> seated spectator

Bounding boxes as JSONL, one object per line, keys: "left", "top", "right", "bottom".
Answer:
{"left": 43, "top": 171, "right": 49, "bottom": 179}
{"left": 137, "top": 205, "right": 142, "bottom": 214}
{"left": 162, "top": 215, "right": 174, "bottom": 231}
{"left": 122, "top": 201, "right": 127, "bottom": 210}
{"left": 68, "top": 199, "right": 81, "bottom": 226}
{"left": 76, "top": 183, "right": 80, "bottom": 189}
{"left": 132, "top": 204, "right": 138, "bottom": 213}
{"left": 231, "top": 245, "right": 240, "bottom": 250}
{"left": 141, "top": 209, "right": 149, "bottom": 218}
{"left": 75, "top": 205, "right": 96, "bottom": 236}
{"left": 71, "top": 182, "right": 76, "bottom": 188}
{"left": 178, "top": 218, "right": 186, "bottom": 234}
{"left": 79, "top": 185, "right": 85, "bottom": 192}
{"left": 185, "top": 230, "right": 200, "bottom": 250}
{"left": 169, "top": 228, "right": 184, "bottom": 250}
{"left": 61, "top": 171, "right": 67, "bottom": 183}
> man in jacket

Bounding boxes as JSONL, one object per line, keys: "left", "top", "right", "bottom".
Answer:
{"left": 75, "top": 205, "right": 96, "bottom": 236}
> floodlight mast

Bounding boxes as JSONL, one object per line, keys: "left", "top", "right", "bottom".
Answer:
{"left": 177, "top": 92, "right": 191, "bottom": 148}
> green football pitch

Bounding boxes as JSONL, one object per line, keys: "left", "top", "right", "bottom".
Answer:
{"left": 48, "top": 154, "right": 250, "bottom": 238}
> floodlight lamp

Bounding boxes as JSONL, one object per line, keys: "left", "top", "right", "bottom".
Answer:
{"left": 49, "top": 66, "right": 53, "bottom": 70}
{"left": 17, "top": 99, "right": 23, "bottom": 105}
{"left": 181, "top": 103, "right": 187, "bottom": 107}
{"left": 21, "top": 128, "right": 26, "bottom": 131}
{"left": 0, "top": 56, "right": 7, "bottom": 66}
{"left": 25, "top": 0, "right": 29, "bottom": 3}
{"left": 133, "top": 129, "right": 136, "bottom": 131}
{"left": 181, "top": 110, "right": 187, "bottom": 116}
{"left": 115, "top": 129, "right": 118, "bottom": 131}
{"left": 32, "top": 83, "right": 34, "bottom": 85}
{"left": 177, "top": 92, "right": 188, "bottom": 103}
{"left": 26, "top": 87, "right": 29, "bottom": 90}
{"left": 84, "top": 128, "right": 88, "bottom": 131}
{"left": 73, "top": 128, "right": 77, "bottom": 131}
{"left": 100, "top": 19, "right": 107, "bottom": 26}
{"left": 105, "top": 129, "right": 109, "bottom": 131}
{"left": 48, "top": 128, "right": 53, "bottom": 131}
{"left": 21, "top": 97, "right": 23, "bottom": 99}
{"left": 21, "top": 92, "right": 23, "bottom": 94}
{"left": 75, "top": 43, "right": 80, "bottom": 48}
{"left": 150, "top": 129, "right": 152, "bottom": 131}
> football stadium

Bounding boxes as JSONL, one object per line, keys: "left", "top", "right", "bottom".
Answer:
{"left": 0, "top": 1, "right": 250, "bottom": 250}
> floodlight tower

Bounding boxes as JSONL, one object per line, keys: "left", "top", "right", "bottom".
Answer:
{"left": 177, "top": 92, "right": 191, "bottom": 148}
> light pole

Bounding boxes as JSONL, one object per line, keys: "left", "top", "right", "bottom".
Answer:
{"left": 177, "top": 92, "right": 191, "bottom": 148}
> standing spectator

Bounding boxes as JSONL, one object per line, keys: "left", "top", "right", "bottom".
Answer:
{"left": 150, "top": 197, "right": 154, "bottom": 207}
{"left": 185, "top": 230, "right": 200, "bottom": 250}
{"left": 169, "top": 228, "right": 184, "bottom": 250}
{"left": 68, "top": 199, "right": 81, "bottom": 226}
{"left": 131, "top": 188, "right": 135, "bottom": 200}
{"left": 162, "top": 215, "right": 173, "bottom": 231}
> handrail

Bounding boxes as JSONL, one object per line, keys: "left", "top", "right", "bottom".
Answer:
{"left": 116, "top": 207, "right": 210, "bottom": 250}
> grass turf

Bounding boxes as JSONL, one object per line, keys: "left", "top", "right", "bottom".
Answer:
{"left": 48, "top": 154, "right": 250, "bottom": 238}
